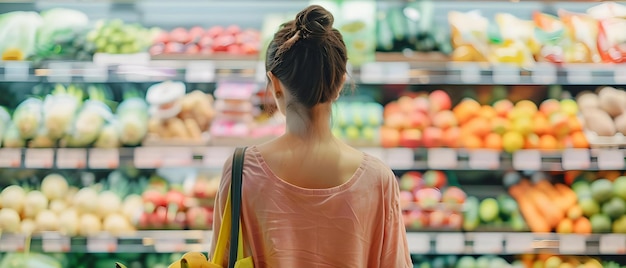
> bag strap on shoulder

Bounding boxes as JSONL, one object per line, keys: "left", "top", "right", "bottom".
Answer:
{"left": 228, "top": 147, "right": 247, "bottom": 268}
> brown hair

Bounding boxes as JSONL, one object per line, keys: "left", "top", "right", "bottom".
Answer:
{"left": 265, "top": 5, "right": 348, "bottom": 109}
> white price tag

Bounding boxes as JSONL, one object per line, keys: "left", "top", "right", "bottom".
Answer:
{"left": 407, "top": 233, "right": 430, "bottom": 254}
{"left": 24, "top": 149, "right": 54, "bottom": 168}
{"left": 459, "top": 63, "right": 481, "bottom": 84}
{"left": 567, "top": 68, "right": 592, "bottom": 84}
{"left": 154, "top": 238, "right": 186, "bottom": 253}
{"left": 532, "top": 63, "right": 557, "bottom": 84}
{"left": 493, "top": 64, "right": 520, "bottom": 84}
{"left": 473, "top": 233, "right": 503, "bottom": 254}
{"left": 4, "top": 61, "right": 29, "bottom": 81}
{"left": 513, "top": 150, "right": 542, "bottom": 171}
{"left": 56, "top": 149, "right": 86, "bottom": 169}
{"left": 359, "top": 62, "right": 385, "bottom": 84}
{"left": 0, "top": 148, "right": 21, "bottom": 168}
{"left": 185, "top": 61, "right": 215, "bottom": 82}
{"left": 469, "top": 149, "right": 500, "bottom": 170}
{"left": 385, "top": 62, "right": 410, "bottom": 84}
{"left": 83, "top": 65, "right": 108, "bottom": 82}
{"left": 42, "top": 233, "right": 70, "bottom": 252}
{"left": 505, "top": 233, "right": 534, "bottom": 253}
{"left": 360, "top": 147, "right": 385, "bottom": 162}
{"left": 559, "top": 234, "right": 586, "bottom": 254}
{"left": 562, "top": 149, "right": 591, "bottom": 170}
{"left": 87, "top": 235, "right": 117, "bottom": 252}
{"left": 599, "top": 234, "right": 626, "bottom": 254}
{"left": 0, "top": 234, "right": 25, "bottom": 252}
{"left": 48, "top": 62, "right": 73, "bottom": 83}
{"left": 203, "top": 147, "right": 235, "bottom": 168}
{"left": 614, "top": 67, "right": 626, "bottom": 84}
{"left": 385, "top": 148, "right": 414, "bottom": 169}
{"left": 88, "top": 149, "right": 119, "bottom": 169}
{"left": 597, "top": 150, "right": 625, "bottom": 170}
{"left": 435, "top": 233, "right": 465, "bottom": 254}
{"left": 255, "top": 61, "right": 266, "bottom": 83}
{"left": 134, "top": 147, "right": 192, "bottom": 168}
{"left": 427, "top": 148, "right": 458, "bottom": 169}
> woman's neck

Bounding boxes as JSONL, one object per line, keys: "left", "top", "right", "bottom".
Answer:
{"left": 283, "top": 102, "right": 334, "bottom": 142}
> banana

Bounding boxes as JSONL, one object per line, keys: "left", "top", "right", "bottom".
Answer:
{"left": 168, "top": 252, "right": 215, "bottom": 268}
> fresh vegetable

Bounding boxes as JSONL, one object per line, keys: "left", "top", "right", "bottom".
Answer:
{"left": 0, "top": 11, "right": 43, "bottom": 60}
{"left": 13, "top": 98, "right": 44, "bottom": 139}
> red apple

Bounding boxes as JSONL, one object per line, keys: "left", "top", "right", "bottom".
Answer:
{"left": 429, "top": 210, "right": 447, "bottom": 227}
{"left": 423, "top": 170, "right": 447, "bottom": 189}
{"left": 138, "top": 212, "right": 151, "bottom": 230}
{"left": 405, "top": 210, "right": 426, "bottom": 229}
{"left": 447, "top": 212, "right": 463, "bottom": 229}
{"left": 415, "top": 188, "right": 442, "bottom": 210}
{"left": 399, "top": 171, "right": 423, "bottom": 191}
{"left": 399, "top": 128, "right": 422, "bottom": 148}
{"left": 150, "top": 206, "right": 168, "bottom": 229}
{"left": 399, "top": 191, "right": 413, "bottom": 210}
{"left": 422, "top": 127, "right": 443, "bottom": 148}
{"left": 206, "top": 26, "right": 224, "bottom": 38}
{"left": 225, "top": 25, "right": 241, "bottom": 36}
{"left": 442, "top": 186, "right": 467, "bottom": 205}
{"left": 189, "top": 26, "right": 205, "bottom": 38}
{"left": 164, "top": 42, "right": 184, "bottom": 54}
{"left": 428, "top": 90, "right": 452, "bottom": 113}
{"left": 213, "top": 35, "right": 236, "bottom": 52}
{"left": 170, "top": 27, "right": 190, "bottom": 43}
{"left": 153, "top": 32, "right": 170, "bottom": 44}
{"left": 186, "top": 206, "right": 210, "bottom": 229}
{"left": 143, "top": 189, "right": 166, "bottom": 208}
{"left": 408, "top": 112, "right": 431, "bottom": 130}
{"left": 198, "top": 35, "right": 214, "bottom": 48}
{"left": 380, "top": 127, "right": 400, "bottom": 148}
{"left": 413, "top": 96, "right": 430, "bottom": 114}
{"left": 227, "top": 44, "right": 242, "bottom": 55}
{"left": 165, "top": 190, "right": 186, "bottom": 209}
{"left": 185, "top": 44, "right": 200, "bottom": 54}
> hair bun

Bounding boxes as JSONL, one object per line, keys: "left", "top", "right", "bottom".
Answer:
{"left": 295, "top": 5, "right": 334, "bottom": 40}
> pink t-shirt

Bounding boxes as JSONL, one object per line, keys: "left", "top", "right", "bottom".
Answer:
{"left": 210, "top": 146, "right": 412, "bottom": 268}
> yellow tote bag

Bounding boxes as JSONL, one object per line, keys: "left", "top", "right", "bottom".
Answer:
{"left": 209, "top": 147, "right": 254, "bottom": 268}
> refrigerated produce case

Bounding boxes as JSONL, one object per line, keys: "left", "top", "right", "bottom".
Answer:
{"left": 0, "top": 0, "right": 626, "bottom": 267}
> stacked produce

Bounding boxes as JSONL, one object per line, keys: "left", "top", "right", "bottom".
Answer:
{"left": 462, "top": 193, "right": 527, "bottom": 232}
{"left": 577, "top": 87, "right": 626, "bottom": 142}
{"left": 0, "top": 84, "right": 149, "bottom": 148}
{"left": 31, "top": 8, "right": 92, "bottom": 62}
{"left": 520, "top": 255, "right": 608, "bottom": 268}
{"left": 150, "top": 25, "right": 261, "bottom": 56}
{"left": 86, "top": 19, "right": 161, "bottom": 55}
{"left": 413, "top": 255, "right": 519, "bottom": 268}
{"left": 381, "top": 90, "right": 586, "bottom": 151}
{"left": 449, "top": 2, "right": 626, "bottom": 66}
{"left": 507, "top": 170, "right": 626, "bottom": 234}
{"left": 0, "top": 252, "right": 184, "bottom": 268}
{"left": 145, "top": 81, "right": 215, "bottom": 145}
{"left": 398, "top": 171, "right": 465, "bottom": 230}
{"left": 0, "top": 173, "right": 136, "bottom": 237}
{"left": 332, "top": 101, "right": 383, "bottom": 146}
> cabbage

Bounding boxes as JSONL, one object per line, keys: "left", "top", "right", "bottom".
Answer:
{"left": 94, "top": 121, "right": 120, "bottom": 148}
{"left": 62, "top": 100, "right": 112, "bottom": 147}
{"left": 43, "top": 93, "right": 79, "bottom": 139}
{"left": 116, "top": 98, "right": 149, "bottom": 146}
{"left": 2, "top": 123, "right": 25, "bottom": 148}
{"left": 13, "top": 98, "right": 43, "bottom": 139}
{"left": 0, "top": 11, "right": 43, "bottom": 59}
{"left": 37, "top": 8, "right": 89, "bottom": 47}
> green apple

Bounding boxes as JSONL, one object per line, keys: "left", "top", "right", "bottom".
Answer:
{"left": 344, "top": 126, "right": 360, "bottom": 141}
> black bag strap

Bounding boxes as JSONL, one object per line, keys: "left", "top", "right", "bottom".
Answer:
{"left": 228, "top": 147, "right": 247, "bottom": 268}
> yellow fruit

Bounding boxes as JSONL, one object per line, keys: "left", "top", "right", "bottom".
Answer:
{"left": 515, "top": 100, "right": 538, "bottom": 114}
{"left": 513, "top": 117, "right": 534, "bottom": 135}
{"left": 1, "top": 48, "right": 24, "bottom": 61}
{"left": 168, "top": 252, "right": 211, "bottom": 268}
{"left": 503, "top": 131, "right": 525, "bottom": 153}
{"left": 560, "top": 99, "right": 579, "bottom": 116}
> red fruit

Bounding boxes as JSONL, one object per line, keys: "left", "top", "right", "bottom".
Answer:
{"left": 185, "top": 44, "right": 200, "bottom": 54}
{"left": 447, "top": 212, "right": 463, "bottom": 229}
{"left": 225, "top": 25, "right": 241, "bottom": 36}
{"left": 165, "top": 190, "right": 186, "bottom": 209}
{"left": 423, "top": 170, "right": 447, "bottom": 189}
{"left": 153, "top": 32, "right": 170, "bottom": 44}
{"left": 399, "top": 129, "right": 422, "bottom": 148}
{"left": 405, "top": 210, "right": 426, "bottom": 229}
{"left": 399, "top": 191, "right": 414, "bottom": 210}
{"left": 227, "top": 44, "right": 243, "bottom": 55}
{"left": 170, "top": 27, "right": 190, "bottom": 43}
{"left": 201, "top": 48, "right": 214, "bottom": 55}
{"left": 164, "top": 42, "right": 185, "bottom": 54}
{"left": 189, "top": 26, "right": 205, "bottom": 38}
{"left": 408, "top": 112, "right": 430, "bottom": 130}
{"left": 422, "top": 127, "right": 443, "bottom": 148}
{"left": 186, "top": 206, "right": 210, "bottom": 229}
{"left": 149, "top": 45, "right": 165, "bottom": 56}
{"left": 429, "top": 210, "right": 447, "bottom": 227}
{"left": 151, "top": 206, "right": 168, "bottom": 229}
{"left": 143, "top": 190, "right": 166, "bottom": 207}
{"left": 415, "top": 188, "right": 442, "bottom": 210}
{"left": 198, "top": 35, "right": 214, "bottom": 48}
{"left": 413, "top": 96, "right": 430, "bottom": 114}
{"left": 399, "top": 171, "right": 423, "bottom": 191}
{"left": 442, "top": 186, "right": 467, "bottom": 204}
{"left": 206, "top": 26, "right": 224, "bottom": 38}
{"left": 240, "top": 43, "right": 259, "bottom": 55}
{"left": 428, "top": 90, "right": 452, "bottom": 113}
{"left": 168, "top": 211, "right": 187, "bottom": 230}
{"left": 213, "top": 35, "right": 236, "bottom": 52}
{"left": 138, "top": 212, "right": 151, "bottom": 230}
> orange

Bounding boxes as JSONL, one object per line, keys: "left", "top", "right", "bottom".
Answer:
{"left": 490, "top": 117, "right": 510, "bottom": 135}
{"left": 568, "top": 116, "right": 583, "bottom": 132}
{"left": 524, "top": 134, "right": 541, "bottom": 149}
{"left": 484, "top": 133, "right": 503, "bottom": 150}
{"left": 539, "top": 134, "right": 559, "bottom": 151}
{"left": 573, "top": 217, "right": 592, "bottom": 234}
{"left": 465, "top": 117, "right": 491, "bottom": 138}
{"left": 442, "top": 127, "right": 461, "bottom": 148}
{"left": 532, "top": 113, "right": 551, "bottom": 136}
{"left": 453, "top": 99, "right": 480, "bottom": 124}
{"left": 515, "top": 100, "right": 538, "bottom": 114}
{"left": 462, "top": 134, "right": 483, "bottom": 149}
{"left": 478, "top": 105, "right": 497, "bottom": 120}
{"left": 570, "top": 131, "right": 589, "bottom": 149}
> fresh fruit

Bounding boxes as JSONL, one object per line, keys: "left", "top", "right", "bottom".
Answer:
{"left": 479, "top": 198, "right": 499, "bottom": 222}
{"left": 601, "top": 197, "right": 626, "bottom": 219}
{"left": 590, "top": 179, "right": 613, "bottom": 203}
{"left": 590, "top": 214, "right": 612, "bottom": 233}
{"left": 502, "top": 131, "right": 524, "bottom": 153}
{"left": 415, "top": 188, "right": 442, "bottom": 210}
{"left": 423, "top": 170, "right": 447, "bottom": 189}
{"left": 613, "top": 176, "right": 626, "bottom": 200}
{"left": 399, "top": 171, "right": 422, "bottom": 191}
{"left": 442, "top": 186, "right": 466, "bottom": 204}
{"left": 613, "top": 215, "right": 626, "bottom": 233}
{"left": 579, "top": 197, "right": 600, "bottom": 217}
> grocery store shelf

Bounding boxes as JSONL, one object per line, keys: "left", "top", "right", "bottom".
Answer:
{"left": 4, "top": 59, "right": 626, "bottom": 85}
{"left": 1, "top": 147, "right": 624, "bottom": 171}
{"left": 1, "top": 231, "right": 624, "bottom": 255}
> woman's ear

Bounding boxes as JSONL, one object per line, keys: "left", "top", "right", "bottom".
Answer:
{"left": 267, "top": 71, "right": 283, "bottom": 98}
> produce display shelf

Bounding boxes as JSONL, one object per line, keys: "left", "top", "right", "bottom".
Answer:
{"left": 0, "top": 231, "right": 624, "bottom": 255}
{"left": 1, "top": 147, "right": 624, "bottom": 171}
{"left": 3, "top": 59, "right": 626, "bottom": 85}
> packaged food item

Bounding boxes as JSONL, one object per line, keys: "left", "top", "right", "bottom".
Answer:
{"left": 597, "top": 18, "right": 626, "bottom": 63}
{"left": 587, "top": 2, "right": 626, "bottom": 20}
{"left": 533, "top": 12, "right": 567, "bottom": 63}
{"left": 448, "top": 10, "right": 490, "bottom": 62}
{"left": 494, "top": 13, "right": 538, "bottom": 67}
{"left": 559, "top": 10, "right": 601, "bottom": 63}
